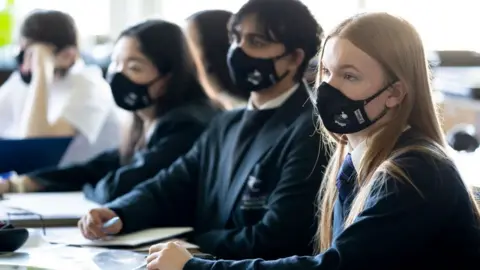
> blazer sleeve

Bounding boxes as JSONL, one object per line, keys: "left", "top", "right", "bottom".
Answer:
{"left": 194, "top": 122, "right": 328, "bottom": 259}
{"left": 27, "top": 150, "right": 120, "bottom": 192}
{"left": 104, "top": 131, "right": 208, "bottom": 233}
{"left": 183, "top": 154, "right": 465, "bottom": 270}
{"left": 82, "top": 119, "right": 207, "bottom": 204}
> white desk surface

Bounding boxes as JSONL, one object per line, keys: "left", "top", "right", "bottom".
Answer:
{"left": 0, "top": 228, "right": 147, "bottom": 270}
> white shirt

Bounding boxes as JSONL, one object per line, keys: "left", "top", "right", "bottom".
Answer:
{"left": 0, "top": 60, "right": 122, "bottom": 165}
{"left": 350, "top": 126, "right": 411, "bottom": 170}
{"left": 246, "top": 83, "right": 300, "bottom": 111}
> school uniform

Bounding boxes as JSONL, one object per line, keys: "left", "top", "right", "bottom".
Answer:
{"left": 105, "top": 83, "right": 329, "bottom": 260}
{"left": 27, "top": 99, "right": 219, "bottom": 204}
{"left": 183, "top": 128, "right": 480, "bottom": 270}
{"left": 0, "top": 60, "right": 122, "bottom": 165}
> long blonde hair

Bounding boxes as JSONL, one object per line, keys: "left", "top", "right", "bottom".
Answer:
{"left": 315, "top": 12, "right": 480, "bottom": 252}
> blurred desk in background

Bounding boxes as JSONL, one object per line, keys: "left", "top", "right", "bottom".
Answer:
{"left": 436, "top": 92, "right": 480, "bottom": 136}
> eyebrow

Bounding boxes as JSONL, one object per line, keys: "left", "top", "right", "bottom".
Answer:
{"left": 232, "top": 28, "right": 267, "bottom": 39}
{"left": 338, "top": 64, "right": 361, "bottom": 72}
{"left": 323, "top": 62, "right": 361, "bottom": 73}
{"left": 125, "top": 56, "right": 149, "bottom": 64}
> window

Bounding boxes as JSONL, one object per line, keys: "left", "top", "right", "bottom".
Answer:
{"left": 302, "top": 0, "right": 361, "bottom": 33}
{"left": 362, "top": 0, "right": 480, "bottom": 51}
{"left": 13, "top": 0, "right": 111, "bottom": 37}
{"left": 160, "top": 0, "right": 245, "bottom": 25}
{"left": 159, "top": 0, "right": 361, "bottom": 32}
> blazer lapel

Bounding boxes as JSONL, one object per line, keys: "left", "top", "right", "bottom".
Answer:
{"left": 216, "top": 112, "right": 244, "bottom": 209}
{"left": 220, "top": 84, "right": 311, "bottom": 226}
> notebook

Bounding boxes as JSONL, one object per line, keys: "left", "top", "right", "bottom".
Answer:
{"left": 0, "top": 137, "right": 73, "bottom": 174}
{"left": 43, "top": 227, "right": 194, "bottom": 248}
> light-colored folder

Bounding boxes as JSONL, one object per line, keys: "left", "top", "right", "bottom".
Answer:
{"left": 43, "top": 227, "right": 194, "bottom": 248}
{"left": 0, "top": 192, "right": 100, "bottom": 227}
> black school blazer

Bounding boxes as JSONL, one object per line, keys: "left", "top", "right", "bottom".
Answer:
{"left": 182, "top": 129, "right": 480, "bottom": 270}
{"left": 28, "top": 99, "right": 219, "bottom": 204}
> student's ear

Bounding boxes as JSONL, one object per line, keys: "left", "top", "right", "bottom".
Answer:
{"left": 385, "top": 81, "right": 407, "bottom": 108}
{"left": 149, "top": 73, "right": 172, "bottom": 99}
{"left": 288, "top": 48, "right": 305, "bottom": 71}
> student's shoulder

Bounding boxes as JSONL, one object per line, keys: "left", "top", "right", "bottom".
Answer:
{"left": 0, "top": 71, "right": 26, "bottom": 92}
{"left": 69, "top": 65, "right": 110, "bottom": 95}
{"left": 162, "top": 100, "right": 221, "bottom": 125}
{"left": 210, "top": 107, "right": 245, "bottom": 125}
{"left": 383, "top": 136, "right": 464, "bottom": 203}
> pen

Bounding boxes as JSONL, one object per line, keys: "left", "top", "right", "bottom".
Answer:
{"left": 102, "top": 216, "right": 120, "bottom": 229}
{"left": 131, "top": 262, "right": 147, "bottom": 270}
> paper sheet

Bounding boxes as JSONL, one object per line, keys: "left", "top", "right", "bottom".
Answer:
{"left": 43, "top": 227, "right": 193, "bottom": 248}
{"left": 0, "top": 245, "right": 147, "bottom": 270}
{"left": 1, "top": 192, "right": 100, "bottom": 218}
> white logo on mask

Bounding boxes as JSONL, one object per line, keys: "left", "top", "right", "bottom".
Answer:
{"left": 125, "top": 92, "right": 138, "bottom": 105}
{"left": 247, "top": 70, "right": 262, "bottom": 85}
{"left": 334, "top": 111, "right": 349, "bottom": 127}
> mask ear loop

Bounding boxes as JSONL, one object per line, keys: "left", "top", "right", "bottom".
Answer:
{"left": 362, "top": 81, "right": 398, "bottom": 123}
{"left": 271, "top": 51, "right": 294, "bottom": 82}
{"left": 363, "top": 81, "right": 396, "bottom": 105}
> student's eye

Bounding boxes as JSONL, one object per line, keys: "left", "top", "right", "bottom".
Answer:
{"left": 248, "top": 36, "right": 268, "bottom": 48}
{"left": 321, "top": 67, "right": 330, "bottom": 76}
{"left": 128, "top": 65, "right": 143, "bottom": 72}
{"left": 344, "top": 73, "right": 357, "bottom": 81}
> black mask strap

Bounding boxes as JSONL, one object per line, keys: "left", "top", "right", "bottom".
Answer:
{"left": 272, "top": 51, "right": 292, "bottom": 82}
{"left": 364, "top": 81, "right": 397, "bottom": 105}
{"left": 364, "top": 81, "right": 397, "bottom": 123}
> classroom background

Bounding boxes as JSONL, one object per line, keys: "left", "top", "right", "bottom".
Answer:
{"left": 0, "top": 0, "right": 478, "bottom": 134}
{"left": 0, "top": 0, "right": 476, "bottom": 176}
{"left": 0, "top": 0, "right": 478, "bottom": 269}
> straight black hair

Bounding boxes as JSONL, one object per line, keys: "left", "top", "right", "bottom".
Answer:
{"left": 229, "top": 0, "right": 323, "bottom": 81}
{"left": 187, "top": 10, "right": 249, "bottom": 101}
{"left": 118, "top": 19, "right": 208, "bottom": 164}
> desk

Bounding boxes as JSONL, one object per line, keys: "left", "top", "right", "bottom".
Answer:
{"left": 0, "top": 228, "right": 199, "bottom": 270}
{"left": 0, "top": 192, "right": 100, "bottom": 228}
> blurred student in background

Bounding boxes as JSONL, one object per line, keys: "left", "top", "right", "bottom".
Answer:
{"left": 0, "top": 9, "right": 121, "bottom": 165}
{"left": 146, "top": 12, "right": 480, "bottom": 270}
{"left": 78, "top": 0, "right": 328, "bottom": 261}
{"left": 186, "top": 10, "right": 249, "bottom": 109}
{"left": 0, "top": 20, "right": 219, "bottom": 204}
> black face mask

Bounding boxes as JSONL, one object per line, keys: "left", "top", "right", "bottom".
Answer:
{"left": 316, "top": 81, "right": 393, "bottom": 134}
{"left": 108, "top": 72, "right": 159, "bottom": 111}
{"left": 227, "top": 46, "right": 289, "bottom": 93}
{"left": 15, "top": 50, "right": 70, "bottom": 85}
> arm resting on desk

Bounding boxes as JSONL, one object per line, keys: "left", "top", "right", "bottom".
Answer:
{"left": 27, "top": 150, "right": 120, "bottom": 192}
{"left": 184, "top": 155, "right": 477, "bottom": 270}
{"left": 106, "top": 134, "right": 205, "bottom": 233}
{"left": 83, "top": 119, "right": 207, "bottom": 204}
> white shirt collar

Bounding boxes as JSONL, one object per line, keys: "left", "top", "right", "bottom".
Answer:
{"left": 350, "top": 125, "right": 411, "bottom": 170}
{"left": 246, "top": 83, "right": 299, "bottom": 110}
{"left": 145, "top": 119, "right": 159, "bottom": 142}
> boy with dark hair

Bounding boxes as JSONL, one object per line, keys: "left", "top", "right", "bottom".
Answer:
{"left": 0, "top": 9, "right": 121, "bottom": 166}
